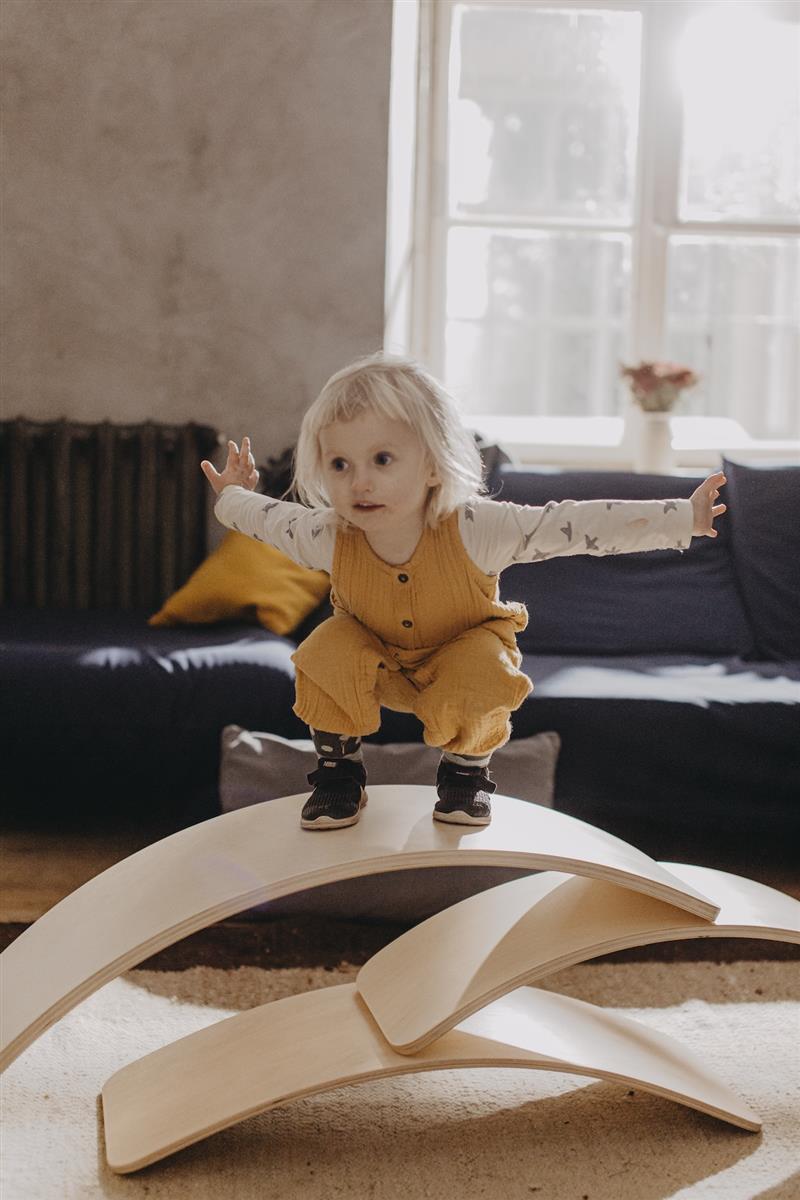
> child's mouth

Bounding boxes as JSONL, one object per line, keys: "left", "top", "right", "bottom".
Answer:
{"left": 354, "top": 503, "right": 383, "bottom": 511}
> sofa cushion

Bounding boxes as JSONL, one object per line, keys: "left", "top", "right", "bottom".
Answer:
{"left": 0, "top": 609, "right": 307, "bottom": 817}
{"left": 148, "top": 530, "right": 330, "bottom": 636}
{"left": 512, "top": 652, "right": 800, "bottom": 850}
{"left": 722, "top": 458, "right": 800, "bottom": 660}
{"left": 218, "top": 727, "right": 560, "bottom": 921}
{"left": 492, "top": 468, "right": 756, "bottom": 657}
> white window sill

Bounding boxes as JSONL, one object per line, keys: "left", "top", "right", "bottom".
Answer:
{"left": 469, "top": 415, "right": 800, "bottom": 471}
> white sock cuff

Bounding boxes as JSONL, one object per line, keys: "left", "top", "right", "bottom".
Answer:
{"left": 441, "top": 750, "right": 492, "bottom": 769}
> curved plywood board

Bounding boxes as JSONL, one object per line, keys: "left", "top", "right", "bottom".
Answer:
{"left": 0, "top": 787, "right": 717, "bottom": 1072}
{"left": 358, "top": 863, "right": 800, "bottom": 1053}
{"left": 101, "top": 981, "right": 760, "bottom": 1174}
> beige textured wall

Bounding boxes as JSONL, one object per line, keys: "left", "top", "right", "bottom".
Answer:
{"left": 2, "top": 0, "right": 392, "bottom": 455}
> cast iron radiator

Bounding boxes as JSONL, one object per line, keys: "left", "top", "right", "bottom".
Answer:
{"left": 0, "top": 419, "right": 220, "bottom": 609}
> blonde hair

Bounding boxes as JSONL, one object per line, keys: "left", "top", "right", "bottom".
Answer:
{"left": 293, "top": 352, "right": 485, "bottom": 525}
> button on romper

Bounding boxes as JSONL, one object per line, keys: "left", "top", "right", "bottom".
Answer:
{"left": 291, "top": 511, "right": 533, "bottom": 757}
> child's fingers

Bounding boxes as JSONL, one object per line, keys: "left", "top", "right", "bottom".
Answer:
{"left": 700, "top": 472, "right": 725, "bottom": 496}
{"left": 200, "top": 460, "right": 219, "bottom": 481}
{"left": 702, "top": 501, "right": 727, "bottom": 537}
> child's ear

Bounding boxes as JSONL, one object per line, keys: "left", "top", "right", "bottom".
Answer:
{"left": 424, "top": 455, "right": 441, "bottom": 488}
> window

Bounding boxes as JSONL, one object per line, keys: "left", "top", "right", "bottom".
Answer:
{"left": 389, "top": 0, "right": 800, "bottom": 449}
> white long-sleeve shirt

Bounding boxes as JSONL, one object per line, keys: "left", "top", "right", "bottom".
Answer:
{"left": 214, "top": 487, "right": 694, "bottom": 575}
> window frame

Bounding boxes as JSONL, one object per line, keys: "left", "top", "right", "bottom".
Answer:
{"left": 387, "top": 0, "right": 800, "bottom": 466}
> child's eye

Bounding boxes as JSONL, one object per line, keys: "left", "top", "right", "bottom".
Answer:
{"left": 374, "top": 452, "right": 393, "bottom": 466}
{"left": 330, "top": 458, "right": 348, "bottom": 472}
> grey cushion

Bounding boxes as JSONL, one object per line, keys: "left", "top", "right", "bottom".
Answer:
{"left": 219, "top": 727, "right": 561, "bottom": 922}
{"left": 221, "top": 727, "right": 559, "bottom": 810}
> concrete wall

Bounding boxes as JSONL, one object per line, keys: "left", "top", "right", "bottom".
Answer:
{"left": 2, "top": 0, "right": 393, "bottom": 455}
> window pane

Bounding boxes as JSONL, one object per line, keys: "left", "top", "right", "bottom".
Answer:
{"left": 678, "top": 11, "right": 800, "bottom": 223}
{"left": 665, "top": 237, "right": 800, "bottom": 440}
{"left": 444, "top": 226, "right": 631, "bottom": 416}
{"left": 449, "top": 5, "right": 641, "bottom": 221}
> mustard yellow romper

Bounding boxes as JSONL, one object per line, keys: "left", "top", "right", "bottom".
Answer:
{"left": 291, "top": 511, "right": 533, "bottom": 757}
{"left": 214, "top": 484, "right": 695, "bottom": 758}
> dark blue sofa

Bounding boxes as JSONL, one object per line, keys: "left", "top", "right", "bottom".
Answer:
{"left": 2, "top": 458, "right": 798, "bottom": 854}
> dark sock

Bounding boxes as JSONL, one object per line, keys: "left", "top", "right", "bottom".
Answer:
{"left": 311, "top": 729, "right": 364, "bottom": 763}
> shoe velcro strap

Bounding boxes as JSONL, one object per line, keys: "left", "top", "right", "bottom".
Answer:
{"left": 307, "top": 758, "right": 365, "bottom": 787}
{"left": 437, "top": 761, "right": 497, "bottom": 795}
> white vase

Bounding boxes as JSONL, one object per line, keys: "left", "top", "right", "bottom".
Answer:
{"left": 633, "top": 411, "right": 674, "bottom": 474}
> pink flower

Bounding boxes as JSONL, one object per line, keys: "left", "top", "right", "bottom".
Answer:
{"left": 620, "top": 361, "right": 699, "bottom": 412}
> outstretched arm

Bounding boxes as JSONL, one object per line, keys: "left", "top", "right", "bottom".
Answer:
{"left": 464, "top": 492, "right": 698, "bottom": 573}
{"left": 690, "top": 472, "right": 727, "bottom": 538}
{"left": 202, "top": 437, "right": 334, "bottom": 571}
{"left": 201, "top": 437, "right": 260, "bottom": 496}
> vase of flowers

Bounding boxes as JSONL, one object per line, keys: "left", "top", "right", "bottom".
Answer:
{"left": 620, "top": 361, "right": 699, "bottom": 473}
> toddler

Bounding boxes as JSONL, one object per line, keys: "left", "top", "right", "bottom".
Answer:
{"left": 201, "top": 353, "right": 726, "bottom": 830}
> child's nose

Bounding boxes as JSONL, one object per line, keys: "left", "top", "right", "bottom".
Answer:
{"left": 351, "top": 467, "right": 374, "bottom": 494}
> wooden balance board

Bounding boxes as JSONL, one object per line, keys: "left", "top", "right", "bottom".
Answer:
{"left": 357, "top": 863, "right": 800, "bottom": 1052}
{"left": 101, "top": 980, "right": 761, "bottom": 1174}
{"left": 0, "top": 786, "right": 720, "bottom": 1072}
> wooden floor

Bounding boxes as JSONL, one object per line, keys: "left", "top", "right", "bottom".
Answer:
{"left": 2, "top": 819, "right": 798, "bottom": 970}
{"left": 1, "top": 826, "right": 174, "bottom": 924}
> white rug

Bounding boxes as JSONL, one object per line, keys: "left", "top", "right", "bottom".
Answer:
{"left": 1, "top": 961, "right": 799, "bottom": 1199}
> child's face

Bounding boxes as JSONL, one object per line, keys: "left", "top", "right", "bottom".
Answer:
{"left": 319, "top": 411, "right": 439, "bottom": 537}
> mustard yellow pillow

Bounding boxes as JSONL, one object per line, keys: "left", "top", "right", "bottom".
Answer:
{"left": 149, "top": 531, "right": 330, "bottom": 636}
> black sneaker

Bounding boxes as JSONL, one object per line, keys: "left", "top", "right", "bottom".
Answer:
{"left": 433, "top": 759, "right": 496, "bottom": 826}
{"left": 301, "top": 758, "right": 368, "bottom": 830}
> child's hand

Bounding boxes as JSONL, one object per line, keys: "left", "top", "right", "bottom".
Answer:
{"left": 690, "top": 471, "right": 727, "bottom": 537}
{"left": 201, "top": 437, "right": 260, "bottom": 496}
